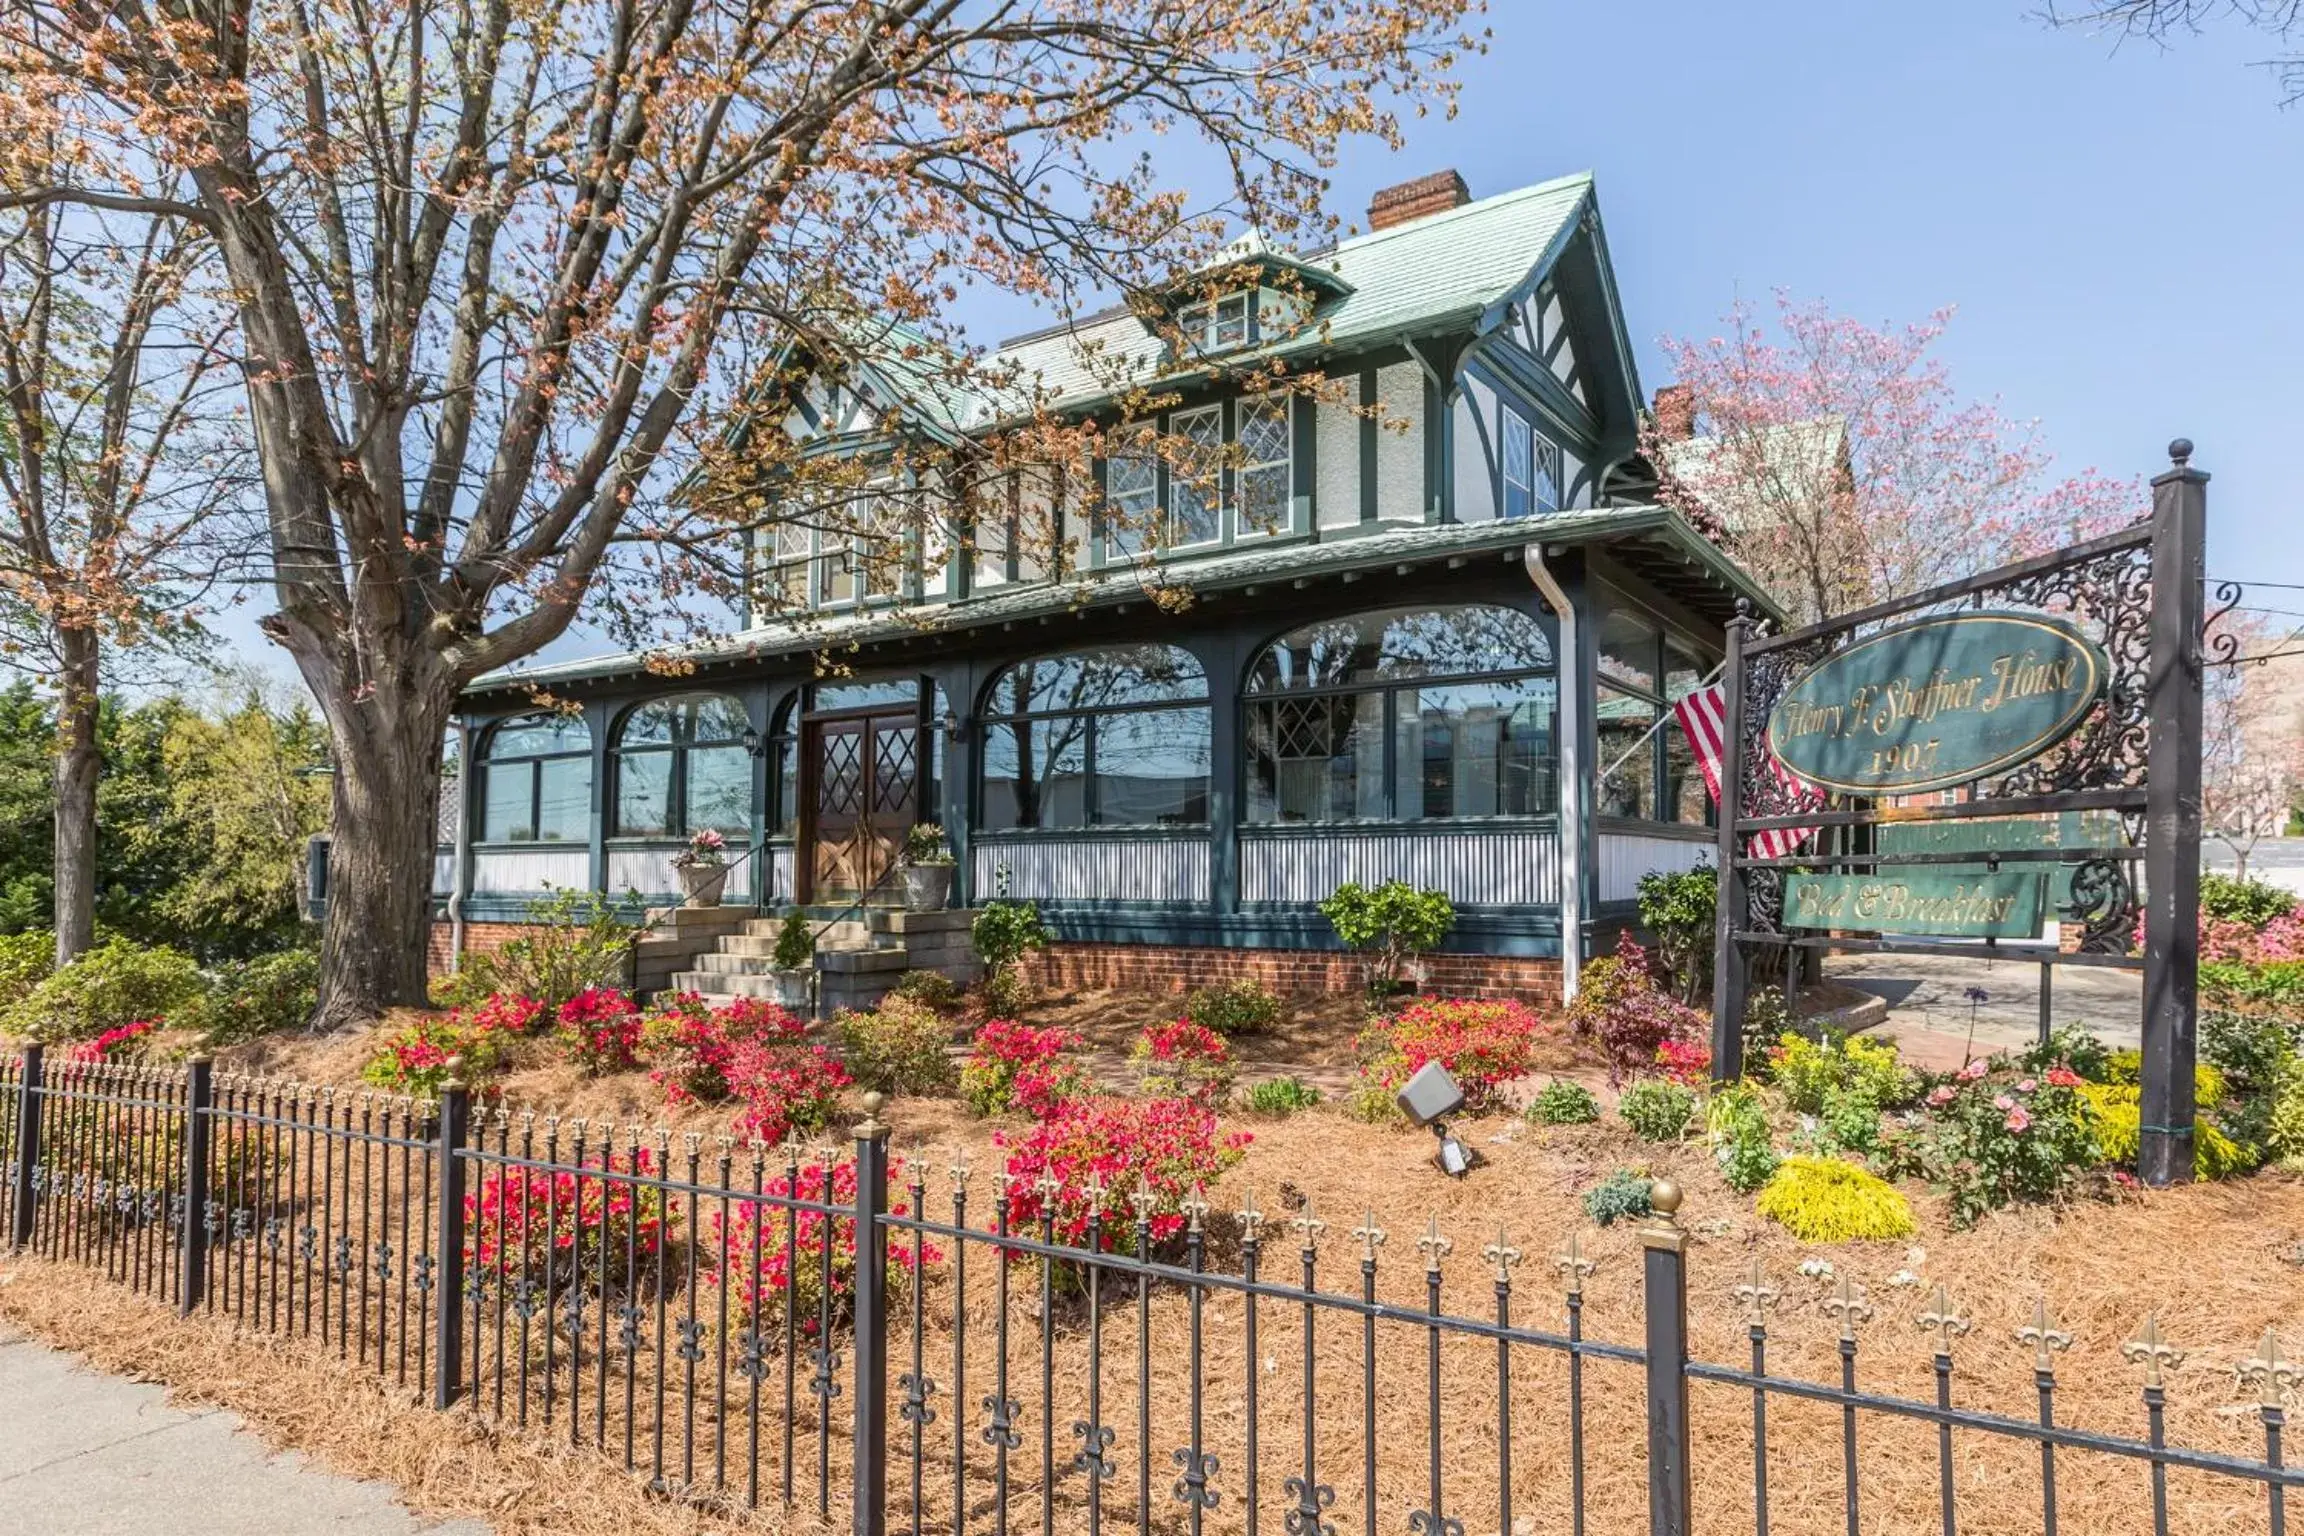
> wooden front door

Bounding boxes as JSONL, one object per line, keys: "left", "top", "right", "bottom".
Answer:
{"left": 805, "top": 709, "right": 920, "bottom": 903}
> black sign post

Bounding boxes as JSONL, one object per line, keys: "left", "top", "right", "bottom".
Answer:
{"left": 1711, "top": 441, "right": 2207, "bottom": 1187}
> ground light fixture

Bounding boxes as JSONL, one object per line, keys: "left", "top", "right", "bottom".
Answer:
{"left": 1394, "top": 1060, "right": 1473, "bottom": 1178}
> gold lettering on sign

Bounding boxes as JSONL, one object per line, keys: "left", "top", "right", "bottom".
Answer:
{"left": 1981, "top": 649, "right": 2081, "bottom": 714}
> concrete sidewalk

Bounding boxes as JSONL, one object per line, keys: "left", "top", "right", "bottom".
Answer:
{"left": 0, "top": 1322, "right": 488, "bottom": 1536}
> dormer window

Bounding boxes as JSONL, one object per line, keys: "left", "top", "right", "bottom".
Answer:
{"left": 1176, "top": 291, "right": 1252, "bottom": 353}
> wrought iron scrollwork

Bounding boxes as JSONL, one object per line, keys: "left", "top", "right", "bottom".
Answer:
{"left": 1282, "top": 1475, "right": 1337, "bottom": 1536}
{"left": 1408, "top": 1511, "right": 1466, "bottom": 1536}
{"left": 1992, "top": 540, "right": 2154, "bottom": 798}
{"left": 2064, "top": 857, "right": 2140, "bottom": 954}
{"left": 2206, "top": 579, "right": 2246, "bottom": 664}
{"left": 1171, "top": 1447, "right": 1221, "bottom": 1509}
{"left": 898, "top": 1370, "right": 937, "bottom": 1426}
{"left": 1072, "top": 1419, "right": 1116, "bottom": 1480}
{"left": 981, "top": 1393, "right": 1022, "bottom": 1450}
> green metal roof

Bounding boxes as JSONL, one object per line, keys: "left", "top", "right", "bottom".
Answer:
{"left": 977, "top": 173, "right": 1596, "bottom": 415}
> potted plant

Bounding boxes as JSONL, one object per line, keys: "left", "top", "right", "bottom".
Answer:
{"left": 901, "top": 823, "right": 956, "bottom": 911}
{"left": 672, "top": 828, "right": 730, "bottom": 907}
{"left": 769, "top": 908, "right": 816, "bottom": 1009}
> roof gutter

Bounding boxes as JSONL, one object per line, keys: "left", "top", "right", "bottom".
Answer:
{"left": 1520, "top": 541, "right": 1584, "bottom": 1005}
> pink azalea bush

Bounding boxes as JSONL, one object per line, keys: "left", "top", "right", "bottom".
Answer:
{"left": 464, "top": 1144, "right": 670, "bottom": 1283}
{"left": 643, "top": 994, "right": 808, "bottom": 1105}
{"left": 959, "top": 1019, "right": 1087, "bottom": 1118}
{"left": 710, "top": 1156, "right": 931, "bottom": 1331}
{"left": 995, "top": 1094, "right": 1249, "bottom": 1254}
{"left": 557, "top": 986, "right": 645, "bottom": 1075}
{"left": 1130, "top": 1019, "right": 1235, "bottom": 1104}
{"left": 1350, "top": 996, "right": 1555, "bottom": 1120}
{"left": 74, "top": 1018, "right": 159, "bottom": 1064}
{"left": 727, "top": 1038, "right": 852, "bottom": 1147}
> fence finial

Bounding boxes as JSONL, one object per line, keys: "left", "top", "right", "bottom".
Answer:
{"left": 854, "top": 1090, "right": 889, "bottom": 1139}
{"left": 2237, "top": 1329, "right": 2298, "bottom": 1410}
{"left": 2123, "top": 1313, "right": 2185, "bottom": 1390}
{"left": 2017, "top": 1297, "right": 2073, "bottom": 1372}
{"left": 1640, "top": 1177, "right": 1687, "bottom": 1254}
{"left": 1917, "top": 1284, "right": 1971, "bottom": 1354}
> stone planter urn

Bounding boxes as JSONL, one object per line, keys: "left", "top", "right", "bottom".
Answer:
{"left": 767, "top": 968, "right": 814, "bottom": 1011}
{"left": 902, "top": 861, "right": 954, "bottom": 912}
{"left": 678, "top": 863, "right": 729, "bottom": 908}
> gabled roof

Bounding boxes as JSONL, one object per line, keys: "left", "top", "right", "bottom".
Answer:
{"left": 982, "top": 172, "right": 1597, "bottom": 413}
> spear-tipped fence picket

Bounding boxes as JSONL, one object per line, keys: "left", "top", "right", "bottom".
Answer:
{"left": 1, "top": 1043, "right": 2295, "bottom": 1535}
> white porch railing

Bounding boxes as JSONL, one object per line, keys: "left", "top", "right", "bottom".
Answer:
{"left": 606, "top": 842, "right": 755, "bottom": 904}
{"left": 972, "top": 833, "right": 1211, "bottom": 905}
{"left": 1597, "top": 825, "right": 1714, "bottom": 903}
{"left": 469, "top": 845, "right": 591, "bottom": 896}
{"left": 1240, "top": 821, "right": 1560, "bottom": 906}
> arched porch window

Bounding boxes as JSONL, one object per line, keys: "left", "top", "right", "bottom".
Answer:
{"left": 979, "top": 646, "right": 1210, "bottom": 830}
{"left": 611, "top": 694, "right": 753, "bottom": 838}
{"left": 1244, "top": 604, "right": 1557, "bottom": 823}
{"left": 478, "top": 714, "right": 593, "bottom": 843}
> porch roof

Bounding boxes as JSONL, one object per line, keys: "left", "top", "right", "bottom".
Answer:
{"left": 462, "top": 503, "right": 1784, "bottom": 703}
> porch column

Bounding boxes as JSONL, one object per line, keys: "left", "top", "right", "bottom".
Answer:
{"left": 583, "top": 699, "right": 611, "bottom": 900}
{"left": 1184, "top": 631, "right": 1243, "bottom": 917}
{"left": 1523, "top": 544, "right": 1589, "bottom": 1002}
{"left": 926, "top": 661, "right": 977, "bottom": 909}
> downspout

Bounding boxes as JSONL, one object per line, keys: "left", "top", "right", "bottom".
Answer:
{"left": 448, "top": 718, "right": 474, "bottom": 974}
{"left": 1522, "top": 544, "right": 1583, "bottom": 1006}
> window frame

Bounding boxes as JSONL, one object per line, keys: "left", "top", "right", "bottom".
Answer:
{"left": 976, "top": 646, "right": 1213, "bottom": 832}
{"left": 1592, "top": 609, "right": 1721, "bottom": 831}
{"left": 608, "top": 694, "right": 753, "bottom": 841}
{"left": 1242, "top": 604, "right": 1561, "bottom": 827}
{"left": 1499, "top": 400, "right": 1564, "bottom": 520}
{"left": 478, "top": 713, "right": 594, "bottom": 845}
{"left": 1233, "top": 395, "right": 1294, "bottom": 541}
{"left": 1164, "top": 404, "right": 1225, "bottom": 551}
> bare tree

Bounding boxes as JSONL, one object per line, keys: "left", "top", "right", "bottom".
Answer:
{"left": 1, "top": 0, "right": 1476, "bottom": 1025}
{"left": 2044, "top": 1, "right": 2304, "bottom": 101}
{"left": 0, "top": 152, "right": 251, "bottom": 966}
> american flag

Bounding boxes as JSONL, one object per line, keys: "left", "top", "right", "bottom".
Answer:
{"left": 1673, "top": 684, "right": 1824, "bottom": 862}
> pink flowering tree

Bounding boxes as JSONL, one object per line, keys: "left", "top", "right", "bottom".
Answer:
{"left": 1646, "top": 296, "right": 2142, "bottom": 625}
{"left": 2200, "top": 612, "right": 2304, "bottom": 881}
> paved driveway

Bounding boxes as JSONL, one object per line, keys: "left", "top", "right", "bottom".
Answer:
{"left": 0, "top": 1323, "right": 486, "bottom": 1536}
{"left": 1824, "top": 948, "right": 2142, "bottom": 1070}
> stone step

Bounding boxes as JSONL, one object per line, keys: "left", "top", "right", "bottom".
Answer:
{"left": 668, "top": 970, "right": 812, "bottom": 1002}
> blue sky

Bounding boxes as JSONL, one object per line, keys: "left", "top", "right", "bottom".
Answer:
{"left": 208, "top": 0, "right": 2303, "bottom": 680}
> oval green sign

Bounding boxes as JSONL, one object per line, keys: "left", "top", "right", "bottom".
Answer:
{"left": 1765, "top": 610, "right": 2108, "bottom": 795}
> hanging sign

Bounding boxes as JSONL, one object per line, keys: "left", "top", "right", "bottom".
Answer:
{"left": 1783, "top": 871, "right": 2049, "bottom": 938}
{"left": 1765, "top": 611, "right": 2107, "bottom": 795}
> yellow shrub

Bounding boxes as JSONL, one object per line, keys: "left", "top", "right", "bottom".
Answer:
{"left": 1755, "top": 1155, "right": 1916, "bottom": 1243}
{"left": 2271, "top": 1060, "right": 2304, "bottom": 1170}
{"left": 2082, "top": 1082, "right": 2248, "bottom": 1180}
{"left": 2097, "top": 1051, "right": 2222, "bottom": 1106}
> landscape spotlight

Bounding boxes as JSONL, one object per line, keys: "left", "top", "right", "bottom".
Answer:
{"left": 1394, "top": 1060, "right": 1473, "bottom": 1179}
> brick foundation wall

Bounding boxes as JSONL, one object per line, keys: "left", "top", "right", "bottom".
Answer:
{"left": 428, "top": 920, "right": 553, "bottom": 976}
{"left": 1029, "top": 943, "right": 1564, "bottom": 1005}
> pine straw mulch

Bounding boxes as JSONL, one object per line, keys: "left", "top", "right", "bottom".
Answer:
{"left": 0, "top": 1255, "right": 842, "bottom": 1536}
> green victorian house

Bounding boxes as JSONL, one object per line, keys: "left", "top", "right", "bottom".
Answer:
{"left": 438, "top": 168, "right": 1781, "bottom": 1006}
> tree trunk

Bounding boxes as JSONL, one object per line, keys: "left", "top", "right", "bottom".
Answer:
{"left": 53, "top": 626, "right": 102, "bottom": 968}
{"left": 295, "top": 653, "right": 458, "bottom": 1031}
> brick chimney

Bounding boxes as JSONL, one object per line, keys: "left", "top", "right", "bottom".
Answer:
{"left": 1651, "top": 384, "right": 1697, "bottom": 442}
{"left": 1367, "top": 170, "right": 1471, "bottom": 232}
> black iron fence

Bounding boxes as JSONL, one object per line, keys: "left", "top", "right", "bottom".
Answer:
{"left": 4, "top": 1045, "right": 2297, "bottom": 1535}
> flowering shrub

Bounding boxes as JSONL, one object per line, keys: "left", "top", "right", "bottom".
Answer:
{"left": 73, "top": 1018, "right": 160, "bottom": 1063}
{"left": 1917, "top": 1061, "right": 2099, "bottom": 1228}
{"left": 835, "top": 997, "right": 958, "bottom": 1096}
{"left": 1567, "top": 935, "right": 1707, "bottom": 1087}
{"left": 1348, "top": 997, "right": 1552, "bottom": 1121}
{"left": 959, "top": 1019, "right": 1084, "bottom": 1118}
{"left": 645, "top": 995, "right": 807, "bottom": 1105}
{"left": 673, "top": 827, "right": 728, "bottom": 869}
{"left": 468, "top": 991, "right": 550, "bottom": 1036}
{"left": 1130, "top": 1019, "right": 1235, "bottom": 1104}
{"left": 1655, "top": 1035, "right": 1712, "bottom": 1087}
{"left": 557, "top": 986, "right": 646, "bottom": 1074}
{"left": 728, "top": 1039, "right": 852, "bottom": 1147}
{"left": 710, "top": 1157, "right": 930, "bottom": 1331}
{"left": 464, "top": 1145, "right": 670, "bottom": 1283}
{"left": 995, "top": 1094, "right": 1248, "bottom": 1254}
{"left": 361, "top": 1011, "right": 512, "bottom": 1096}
